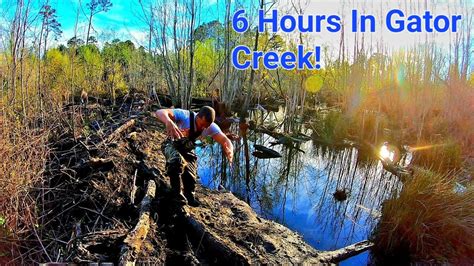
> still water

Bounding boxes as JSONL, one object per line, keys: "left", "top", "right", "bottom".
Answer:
{"left": 196, "top": 111, "right": 402, "bottom": 265}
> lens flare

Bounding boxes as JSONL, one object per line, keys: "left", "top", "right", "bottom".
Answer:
{"left": 380, "top": 143, "right": 396, "bottom": 162}
{"left": 408, "top": 143, "right": 448, "bottom": 151}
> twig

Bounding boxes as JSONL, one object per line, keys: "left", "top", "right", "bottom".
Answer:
{"left": 31, "top": 218, "right": 53, "bottom": 262}
{"left": 130, "top": 169, "right": 138, "bottom": 205}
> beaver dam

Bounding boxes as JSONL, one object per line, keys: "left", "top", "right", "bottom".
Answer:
{"left": 17, "top": 96, "right": 375, "bottom": 265}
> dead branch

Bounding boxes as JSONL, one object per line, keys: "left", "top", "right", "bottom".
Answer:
{"left": 119, "top": 180, "right": 156, "bottom": 265}
{"left": 103, "top": 119, "right": 136, "bottom": 144}
{"left": 318, "top": 240, "right": 374, "bottom": 263}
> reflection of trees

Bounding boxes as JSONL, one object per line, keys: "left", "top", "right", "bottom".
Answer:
{"left": 197, "top": 112, "right": 403, "bottom": 250}
{"left": 309, "top": 145, "right": 402, "bottom": 247}
{"left": 268, "top": 143, "right": 301, "bottom": 223}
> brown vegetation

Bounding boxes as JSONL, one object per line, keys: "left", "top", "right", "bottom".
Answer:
{"left": 0, "top": 0, "right": 472, "bottom": 264}
{"left": 373, "top": 168, "right": 474, "bottom": 264}
{"left": 0, "top": 121, "right": 48, "bottom": 261}
{"left": 0, "top": 101, "right": 371, "bottom": 264}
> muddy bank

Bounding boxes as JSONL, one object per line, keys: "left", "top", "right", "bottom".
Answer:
{"left": 24, "top": 100, "right": 370, "bottom": 265}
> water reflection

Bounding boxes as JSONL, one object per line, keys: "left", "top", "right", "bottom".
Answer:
{"left": 196, "top": 110, "right": 402, "bottom": 265}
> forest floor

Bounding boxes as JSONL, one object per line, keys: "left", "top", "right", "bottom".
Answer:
{"left": 31, "top": 96, "right": 371, "bottom": 265}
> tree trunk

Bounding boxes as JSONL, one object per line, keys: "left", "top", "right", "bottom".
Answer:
{"left": 186, "top": 0, "right": 196, "bottom": 109}
{"left": 86, "top": 11, "right": 93, "bottom": 44}
{"left": 242, "top": 0, "right": 264, "bottom": 115}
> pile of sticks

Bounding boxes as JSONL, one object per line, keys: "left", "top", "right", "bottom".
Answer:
{"left": 27, "top": 98, "right": 163, "bottom": 264}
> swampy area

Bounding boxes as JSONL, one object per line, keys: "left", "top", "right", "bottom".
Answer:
{"left": 2, "top": 92, "right": 472, "bottom": 265}
{"left": 1, "top": 1, "right": 473, "bottom": 264}
{"left": 2, "top": 98, "right": 376, "bottom": 265}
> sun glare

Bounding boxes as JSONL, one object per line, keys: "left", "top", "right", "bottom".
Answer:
{"left": 408, "top": 143, "right": 447, "bottom": 151}
{"left": 380, "top": 143, "right": 395, "bottom": 162}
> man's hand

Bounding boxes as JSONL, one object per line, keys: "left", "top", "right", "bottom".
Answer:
{"left": 224, "top": 144, "right": 233, "bottom": 164}
{"left": 213, "top": 132, "right": 234, "bottom": 164}
{"left": 166, "top": 120, "right": 183, "bottom": 140}
{"left": 153, "top": 109, "right": 183, "bottom": 139}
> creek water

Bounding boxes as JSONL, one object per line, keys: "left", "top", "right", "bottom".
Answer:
{"left": 196, "top": 110, "right": 403, "bottom": 265}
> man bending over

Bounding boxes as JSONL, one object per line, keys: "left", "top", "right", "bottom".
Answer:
{"left": 153, "top": 106, "right": 234, "bottom": 206}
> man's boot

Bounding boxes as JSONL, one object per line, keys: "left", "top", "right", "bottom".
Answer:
{"left": 170, "top": 174, "right": 187, "bottom": 206}
{"left": 184, "top": 191, "right": 200, "bottom": 207}
{"left": 181, "top": 154, "right": 199, "bottom": 207}
{"left": 163, "top": 139, "right": 188, "bottom": 206}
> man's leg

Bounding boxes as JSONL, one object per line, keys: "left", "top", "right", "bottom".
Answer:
{"left": 181, "top": 150, "right": 199, "bottom": 206}
{"left": 162, "top": 139, "right": 187, "bottom": 204}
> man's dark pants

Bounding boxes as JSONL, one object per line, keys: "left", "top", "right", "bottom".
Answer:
{"left": 162, "top": 139, "right": 198, "bottom": 199}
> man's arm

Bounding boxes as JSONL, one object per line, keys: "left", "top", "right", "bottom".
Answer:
{"left": 212, "top": 132, "right": 234, "bottom": 163}
{"left": 152, "top": 109, "right": 183, "bottom": 139}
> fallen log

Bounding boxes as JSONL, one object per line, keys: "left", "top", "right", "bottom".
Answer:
{"left": 253, "top": 145, "right": 282, "bottom": 159}
{"left": 74, "top": 229, "right": 128, "bottom": 262}
{"left": 182, "top": 187, "right": 375, "bottom": 265}
{"left": 318, "top": 240, "right": 374, "bottom": 263}
{"left": 183, "top": 187, "right": 323, "bottom": 264}
{"left": 104, "top": 119, "right": 136, "bottom": 144}
{"left": 252, "top": 150, "right": 282, "bottom": 159}
{"left": 185, "top": 214, "right": 251, "bottom": 265}
{"left": 119, "top": 180, "right": 156, "bottom": 265}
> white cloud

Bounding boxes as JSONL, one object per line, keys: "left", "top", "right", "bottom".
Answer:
{"left": 275, "top": 0, "right": 471, "bottom": 56}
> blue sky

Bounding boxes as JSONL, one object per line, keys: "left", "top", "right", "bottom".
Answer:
{"left": 1, "top": 0, "right": 471, "bottom": 70}
{"left": 45, "top": 0, "right": 472, "bottom": 50}
{"left": 48, "top": 0, "right": 225, "bottom": 46}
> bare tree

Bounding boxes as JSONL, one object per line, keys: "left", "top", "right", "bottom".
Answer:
{"left": 85, "top": 0, "right": 112, "bottom": 44}
{"left": 184, "top": 0, "right": 196, "bottom": 109}
{"left": 149, "top": 0, "right": 201, "bottom": 108}
{"left": 37, "top": 3, "right": 62, "bottom": 120}
{"left": 8, "top": 0, "right": 35, "bottom": 121}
